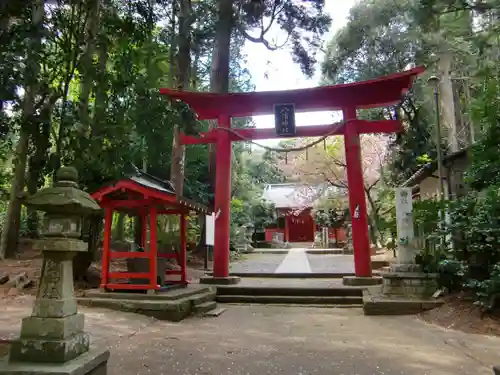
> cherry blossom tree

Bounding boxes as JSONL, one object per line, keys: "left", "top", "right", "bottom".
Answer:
{"left": 279, "top": 134, "right": 391, "bottom": 246}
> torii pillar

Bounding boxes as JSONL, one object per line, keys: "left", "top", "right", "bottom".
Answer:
{"left": 160, "top": 66, "right": 424, "bottom": 285}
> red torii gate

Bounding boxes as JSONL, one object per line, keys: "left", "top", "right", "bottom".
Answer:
{"left": 160, "top": 67, "right": 424, "bottom": 282}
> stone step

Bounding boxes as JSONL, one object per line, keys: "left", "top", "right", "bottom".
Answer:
{"left": 217, "top": 272, "right": 358, "bottom": 279}
{"left": 221, "top": 303, "right": 363, "bottom": 309}
{"left": 216, "top": 286, "right": 363, "bottom": 297}
{"left": 203, "top": 307, "right": 227, "bottom": 317}
{"left": 306, "top": 248, "right": 344, "bottom": 254}
{"left": 191, "top": 291, "right": 216, "bottom": 305}
{"left": 77, "top": 290, "right": 217, "bottom": 322}
{"left": 194, "top": 301, "right": 217, "bottom": 314}
{"left": 216, "top": 295, "right": 363, "bottom": 305}
{"left": 83, "top": 286, "right": 214, "bottom": 301}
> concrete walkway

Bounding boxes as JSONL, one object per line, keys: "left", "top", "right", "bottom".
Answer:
{"left": 274, "top": 248, "right": 311, "bottom": 273}
{"left": 2, "top": 298, "right": 500, "bottom": 374}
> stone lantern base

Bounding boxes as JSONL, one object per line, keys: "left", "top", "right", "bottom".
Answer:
{"left": 0, "top": 347, "right": 109, "bottom": 375}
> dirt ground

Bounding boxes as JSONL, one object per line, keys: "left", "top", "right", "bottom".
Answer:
{"left": 420, "top": 294, "right": 500, "bottom": 336}
{"left": 2, "top": 297, "right": 500, "bottom": 375}
{"left": 3, "top": 245, "right": 500, "bottom": 340}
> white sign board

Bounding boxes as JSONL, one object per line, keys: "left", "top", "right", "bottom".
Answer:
{"left": 205, "top": 213, "right": 215, "bottom": 246}
{"left": 395, "top": 188, "right": 415, "bottom": 264}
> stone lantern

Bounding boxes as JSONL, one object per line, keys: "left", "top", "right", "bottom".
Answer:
{"left": 1, "top": 167, "right": 109, "bottom": 375}
{"left": 244, "top": 223, "right": 255, "bottom": 253}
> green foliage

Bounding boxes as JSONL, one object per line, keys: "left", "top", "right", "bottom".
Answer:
{"left": 230, "top": 148, "right": 285, "bottom": 248}
{"left": 415, "top": 187, "right": 500, "bottom": 306}
{"left": 312, "top": 197, "right": 348, "bottom": 229}
{"left": 466, "top": 118, "right": 500, "bottom": 191}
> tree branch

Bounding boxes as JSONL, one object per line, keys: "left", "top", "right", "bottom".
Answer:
{"left": 365, "top": 178, "right": 380, "bottom": 193}
{"left": 237, "top": 22, "right": 290, "bottom": 50}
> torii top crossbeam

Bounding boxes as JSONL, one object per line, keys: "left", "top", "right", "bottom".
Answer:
{"left": 159, "top": 67, "right": 424, "bottom": 120}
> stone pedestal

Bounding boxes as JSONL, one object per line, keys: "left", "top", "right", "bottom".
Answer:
{"left": 381, "top": 264, "right": 438, "bottom": 299}
{"left": 382, "top": 188, "right": 440, "bottom": 299}
{"left": 0, "top": 348, "right": 109, "bottom": 375}
{"left": 343, "top": 276, "right": 383, "bottom": 286}
{"left": 361, "top": 188, "right": 442, "bottom": 315}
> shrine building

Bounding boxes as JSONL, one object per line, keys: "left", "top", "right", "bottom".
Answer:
{"left": 262, "top": 183, "right": 347, "bottom": 244}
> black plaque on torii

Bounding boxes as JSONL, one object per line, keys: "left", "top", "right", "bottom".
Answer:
{"left": 274, "top": 103, "right": 296, "bottom": 136}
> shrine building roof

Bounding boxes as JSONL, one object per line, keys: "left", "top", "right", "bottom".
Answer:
{"left": 91, "top": 166, "right": 210, "bottom": 215}
{"left": 262, "top": 183, "right": 342, "bottom": 209}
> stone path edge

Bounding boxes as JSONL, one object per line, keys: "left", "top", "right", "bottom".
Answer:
{"left": 203, "top": 272, "right": 382, "bottom": 278}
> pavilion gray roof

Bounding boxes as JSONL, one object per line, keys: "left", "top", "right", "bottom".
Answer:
{"left": 262, "top": 183, "right": 330, "bottom": 209}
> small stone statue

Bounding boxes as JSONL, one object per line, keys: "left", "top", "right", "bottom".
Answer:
{"left": 234, "top": 223, "right": 254, "bottom": 253}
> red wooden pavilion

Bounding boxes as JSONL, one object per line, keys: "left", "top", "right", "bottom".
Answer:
{"left": 92, "top": 169, "right": 210, "bottom": 292}
{"left": 160, "top": 67, "right": 424, "bottom": 281}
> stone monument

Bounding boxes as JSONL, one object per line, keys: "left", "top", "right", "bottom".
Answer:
{"left": 343, "top": 223, "right": 354, "bottom": 254}
{"left": 381, "top": 188, "right": 438, "bottom": 298}
{"left": 234, "top": 223, "right": 254, "bottom": 253}
{"left": 321, "top": 227, "right": 329, "bottom": 249}
{"left": 0, "top": 167, "right": 110, "bottom": 375}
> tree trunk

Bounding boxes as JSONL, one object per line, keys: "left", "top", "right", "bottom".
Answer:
{"left": 170, "top": 0, "right": 192, "bottom": 196}
{"left": 74, "top": 214, "right": 102, "bottom": 281}
{"left": 438, "top": 52, "right": 458, "bottom": 152}
{"left": 0, "top": 0, "right": 44, "bottom": 259}
{"left": 196, "top": 0, "right": 233, "bottom": 252}
{"left": 26, "top": 159, "right": 40, "bottom": 239}
{"left": 168, "top": 1, "right": 177, "bottom": 88}
{"left": 134, "top": 215, "right": 144, "bottom": 247}
{"left": 208, "top": 0, "right": 233, "bottom": 175}
{"left": 365, "top": 188, "right": 382, "bottom": 248}
{"left": 176, "top": 0, "right": 192, "bottom": 91}
{"left": 93, "top": 31, "right": 109, "bottom": 130}
{"left": 209, "top": 0, "right": 232, "bottom": 94}
{"left": 78, "top": 0, "right": 100, "bottom": 132}
{"left": 26, "top": 98, "right": 55, "bottom": 238}
{"left": 72, "top": 0, "right": 101, "bottom": 277}
{"left": 115, "top": 213, "right": 125, "bottom": 241}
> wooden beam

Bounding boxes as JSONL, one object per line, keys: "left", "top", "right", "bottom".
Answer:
{"left": 179, "top": 120, "right": 403, "bottom": 145}
{"left": 104, "top": 199, "right": 158, "bottom": 209}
